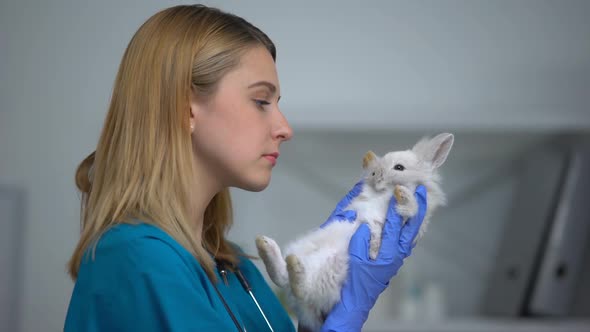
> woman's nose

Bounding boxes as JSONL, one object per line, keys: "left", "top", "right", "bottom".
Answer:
{"left": 272, "top": 109, "right": 293, "bottom": 142}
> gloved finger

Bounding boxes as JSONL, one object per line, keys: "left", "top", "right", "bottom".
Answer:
{"left": 321, "top": 209, "right": 358, "bottom": 228}
{"left": 349, "top": 223, "right": 371, "bottom": 261}
{"left": 399, "top": 186, "right": 427, "bottom": 254}
{"left": 377, "top": 194, "right": 403, "bottom": 261}
{"left": 333, "top": 180, "right": 364, "bottom": 214}
{"left": 333, "top": 210, "right": 357, "bottom": 223}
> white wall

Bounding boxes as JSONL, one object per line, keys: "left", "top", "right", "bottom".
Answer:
{"left": 1, "top": 1, "right": 589, "bottom": 331}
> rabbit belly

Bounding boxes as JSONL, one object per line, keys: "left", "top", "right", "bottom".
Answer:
{"left": 284, "top": 222, "right": 358, "bottom": 330}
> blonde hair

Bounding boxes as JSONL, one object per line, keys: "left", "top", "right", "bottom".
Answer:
{"left": 68, "top": 4, "right": 276, "bottom": 281}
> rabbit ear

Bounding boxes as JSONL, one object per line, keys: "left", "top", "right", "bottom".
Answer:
{"left": 362, "top": 150, "right": 378, "bottom": 169}
{"left": 412, "top": 133, "right": 454, "bottom": 168}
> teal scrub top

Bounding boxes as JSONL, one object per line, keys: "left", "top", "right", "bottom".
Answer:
{"left": 64, "top": 222, "right": 296, "bottom": 332}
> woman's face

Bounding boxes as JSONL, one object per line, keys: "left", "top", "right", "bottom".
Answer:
{"left": 190, "top": 46, "right": 293, "bottom": 192}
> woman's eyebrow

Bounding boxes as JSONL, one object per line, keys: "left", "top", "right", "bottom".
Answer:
{"left": 248, "top": 81, "right": 277, "bottom": 94}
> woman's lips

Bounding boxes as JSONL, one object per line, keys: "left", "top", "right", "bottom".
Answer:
{"left": 263, "top": 153, "right": 279, "bottom": 166}
{"left": 264, "top": 155, "right": 276, "bottom": 166}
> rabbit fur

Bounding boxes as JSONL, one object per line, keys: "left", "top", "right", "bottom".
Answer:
{"left": 255, "top": 133, "right": 454, "bottom": 330}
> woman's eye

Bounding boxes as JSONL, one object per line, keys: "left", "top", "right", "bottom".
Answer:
{"left": 254, "top": 99, "right": 271, "bottom": 108}
{"left": 394, "top": 164, "right": 405, "bottom": 171}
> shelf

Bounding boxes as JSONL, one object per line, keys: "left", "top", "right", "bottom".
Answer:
{"left": 364, "top": 318, "right": 590, "bottom": 332}
{"left": 283, "top": 104, "right": 590, "bottom": 132}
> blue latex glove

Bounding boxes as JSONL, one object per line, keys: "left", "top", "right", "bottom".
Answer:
{"left": 321, "top": 185, "right": 428, "bottom": 332}
{"left": 320, "top": 180, "right": 365, "bottom": 228}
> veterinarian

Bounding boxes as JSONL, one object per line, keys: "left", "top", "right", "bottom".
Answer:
{"left": 64, "top": 4, "right": 428, "bottom": 332}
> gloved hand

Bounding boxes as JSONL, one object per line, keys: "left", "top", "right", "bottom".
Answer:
{"left": 321, "top": 185, "right": 428, "bottom": 332}
{"left": 320, "top": 180, "right": 365, "bottom": 228}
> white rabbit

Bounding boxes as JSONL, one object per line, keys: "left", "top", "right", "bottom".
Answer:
{"left": 256, "top": 133, "right": 454, "bottom": 330}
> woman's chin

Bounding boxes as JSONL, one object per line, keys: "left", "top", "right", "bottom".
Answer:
{"left": 237, "top": 174, "right": 271, "bottom": 192}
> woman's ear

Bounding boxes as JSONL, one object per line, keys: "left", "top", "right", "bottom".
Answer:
{"left": 189, "top": 106, "right": 196, "bottom": 133}
{"left": 188, "top": 89, "right": 199, "bottom": 133}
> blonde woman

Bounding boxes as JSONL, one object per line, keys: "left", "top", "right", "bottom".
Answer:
{"left": 64, "top": 4, "right": 427, "bottom": 332}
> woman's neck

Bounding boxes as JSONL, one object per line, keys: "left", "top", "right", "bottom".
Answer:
{"left": 190, "top": 155, "right": 224, "bottom": 240}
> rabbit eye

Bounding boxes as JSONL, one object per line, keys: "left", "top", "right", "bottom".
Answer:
{"left": 394, "top": 164, "right": 405, "bottom": 171}
{"left": 372, "top": 172, "right": 376, "bottom": 176}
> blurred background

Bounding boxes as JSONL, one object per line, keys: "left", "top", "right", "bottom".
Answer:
{"left": 1, "top": 0, "right": 589, "bottom": 331}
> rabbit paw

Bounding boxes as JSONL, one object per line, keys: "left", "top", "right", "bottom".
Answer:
{"left": 256, "top": 235, "right": 289, "bottom": 287}
{"left": 368, "top": 223, "right": 383, "bottom": 260}
{"left": 369, "top": 238, "right": 380, "bottom": 260}
{"left": 256, "top": 235, "right": 280, "bottom": 264}
{"left": 286, "top": 254, "right": 306, "bottom": 299}
{"left": 394, "top": 185, "right": 418, "bottom": 219}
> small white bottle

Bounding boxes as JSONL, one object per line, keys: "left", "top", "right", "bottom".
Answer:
{"left": 399, "top": 265, "right": 422, "bottom": 321}
{"left": 423, "top": 281, "right": 446, "bottom": 321}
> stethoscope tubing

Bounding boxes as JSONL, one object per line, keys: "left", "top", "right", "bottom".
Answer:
{"left": 215, "top": 259, "right": 274, "bottom": 332}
